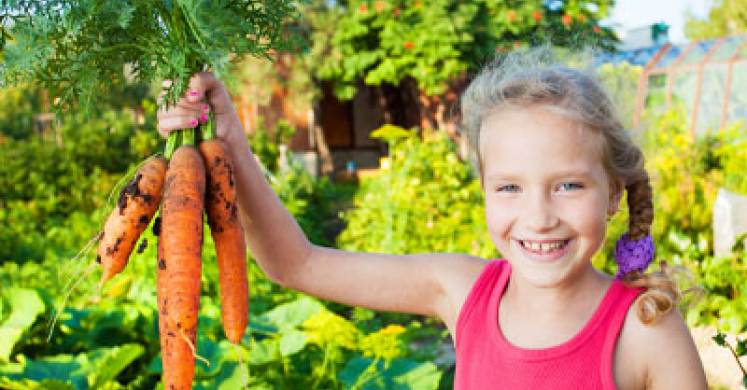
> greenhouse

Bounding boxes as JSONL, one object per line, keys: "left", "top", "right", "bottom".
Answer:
{"left": 599, "top": 35, "right": 747, "bottom": 135}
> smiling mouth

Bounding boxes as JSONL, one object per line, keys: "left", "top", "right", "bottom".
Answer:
{"left": 519, "top": 239, "right": 570, "bottom": 253}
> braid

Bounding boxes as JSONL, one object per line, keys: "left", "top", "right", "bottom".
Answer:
{"left": 620, "top": 167, "right": 696, "bottom": 325}
{"left": 625, "top": 170, "right": 654, "bottom": 240}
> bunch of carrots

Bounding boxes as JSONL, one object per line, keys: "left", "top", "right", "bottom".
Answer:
{"left": 95, "top": 114, "right": 248, "bottom": 389}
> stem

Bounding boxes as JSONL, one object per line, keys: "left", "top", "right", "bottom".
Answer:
{"left": 164, "top": 131, "right": 181, "bottom": 159}
{"left": 725, "top": 340, "right": 747, "bottom": 378}
{"left": 201, "top": 105, "right": 216, "bottom": 141}
{"left": 310, "top": 345, "right": 331, "bottom": 389}
{"left": 182, "top": 128, "right": 196, "bottom": 146}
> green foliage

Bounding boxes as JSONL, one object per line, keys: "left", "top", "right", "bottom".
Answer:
{"left": 248, "top": 118, "right": 297, "bottom": 174}
{"left": 0, "top": 108, "right": 154, "bottom": 262}
{"left": 685, "top": 0, "right": 747, "bottom": 40}
{"left": 338, "top": 125, "right": 496, "bottom": 258}
{"left": 317, "top": 0, "right": 616, "bottom": 100}
{"left": 711, "top": 332, "right": 747, "bottom": 388}
{"left": 0, "top": 288, "right": 45, "bottom": 361}
{"left": 1, "top": 0, "right": 307, "bottom": 112}
{"left": 0, "top": 83, "right": 42, "bottom": 140}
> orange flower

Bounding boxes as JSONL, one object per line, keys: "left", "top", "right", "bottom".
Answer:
{"left": 532, "top": 10, "right": 542, "bottom": 20}
{"left": 375, "top": 1, "right": 385, "bottom": 11}
{"left": 594, "top": 25, "right": 602, "bottom": 33}
{"left": 562, "top": 14, "right": 572, "bottom": 26}
{"left": 393, "top": 7, "right": 401, "bottom": 16}
{"left": 359, "top": 4, "right": 368, "bottom": 13}
{"left": 403, "top": 41, "right": 415, "bottom": 50}
{"left": 507, "top": 10, "right": 516, "bottom": 21}
{"left": 414, "top": 1, "right": 422, "bottom": 8}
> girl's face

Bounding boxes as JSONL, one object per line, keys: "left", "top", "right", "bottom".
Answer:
{"left": 480, "top": 106, "right": 622, "bottom": 288}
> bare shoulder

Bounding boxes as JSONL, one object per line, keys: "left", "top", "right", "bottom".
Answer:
{"left": 616, "top": 298, "right": 708, "bottom": 390}
{"left": 427, "top": 253, "right": 490, "bottom": 331}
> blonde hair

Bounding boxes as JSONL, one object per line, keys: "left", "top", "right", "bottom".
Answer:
{"left": 460, "top": 46, "right": 685, "bottom": 325}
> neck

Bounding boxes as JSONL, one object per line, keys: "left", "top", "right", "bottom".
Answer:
{"left": 503, "top": 265, "right": 611, "bottom": 320}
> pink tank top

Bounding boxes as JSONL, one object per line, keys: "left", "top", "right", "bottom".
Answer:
{"left": 454, "top": 259, "right": 643, "bottom": 390}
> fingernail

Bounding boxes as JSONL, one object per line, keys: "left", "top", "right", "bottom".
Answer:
{"left": 203, "top": 104, "right": 210, "bottom": 111}
{"left": 188, "top": 91, "right": 199, "bottom": 97}
{"left": 199, "top": 114, "right": 208, "bottom": 122}
{"left": 189, "top": 119, "right": 198, "bottom": 126}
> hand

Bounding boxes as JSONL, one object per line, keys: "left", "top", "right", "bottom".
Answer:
{"left": 157, "top": 72, "right": 245, "bottom": 144}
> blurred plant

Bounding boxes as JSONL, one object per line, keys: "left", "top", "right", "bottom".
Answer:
{"left": 338, "top": 125, "right": 496, "bottom": 259}
{"left": 712, "top": 332, "right": 747, "bottom": 388}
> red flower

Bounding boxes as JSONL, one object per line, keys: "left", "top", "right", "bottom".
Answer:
{"left": 403, "top": 41, "right": 414, "bottom": 50}
{"left": 562, "top": 14, "right": 572, "bottom": 26}
{"left": 359, "top": 4, "right": 368, "bottom": 13}
{"left": 532, "top": 10, "right": 542, "bottom": 20}
{"left": 594, "top": 25, "right": 602, "bottom": 33}
{"left": 507, "top": 10, "right": 516, "bottom": 21}
{"left": 375, "top": 1, "right": 385, "bottom": 11}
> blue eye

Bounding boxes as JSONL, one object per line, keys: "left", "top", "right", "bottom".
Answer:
{"left": 558, "top": 182, "right": 583, "bottom": 191}
{"left": 497, "top": 184, "right": 520, "bottom": 193}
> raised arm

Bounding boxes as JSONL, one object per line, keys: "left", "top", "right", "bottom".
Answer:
{"left": 157, "top": 73, "right": 487, "bottom": 328}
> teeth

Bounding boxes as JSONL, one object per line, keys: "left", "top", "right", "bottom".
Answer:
{"left": 522, "top": 240, "right": 566, "bottom": 252}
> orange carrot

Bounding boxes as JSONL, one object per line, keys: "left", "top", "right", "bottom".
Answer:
{"left": 157, "top": 144, "right": 206, "bottom": 390}
{"left": 98, "top": 156, "right": 167, "bottom": 287}
{"left": 199, "top": 139, "right": 248, "bottom": 344}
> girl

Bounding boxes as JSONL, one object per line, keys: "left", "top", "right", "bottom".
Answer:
{"left": 157, "top": 49, "right": 708, "bottom": 389}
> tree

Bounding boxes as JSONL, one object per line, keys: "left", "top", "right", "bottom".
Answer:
{"left": 685, "top": 0, "right": 747, "bottom": 40}
{"left": 316, "top": 0, "right": 617, "bottom": 130}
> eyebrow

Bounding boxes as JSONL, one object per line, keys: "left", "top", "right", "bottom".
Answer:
{"left": 485, "top": 169, "right": 595, "bottom": 182}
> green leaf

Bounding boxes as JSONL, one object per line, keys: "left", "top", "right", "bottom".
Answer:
{"left": 0, "top": 377, "right": 77, "bottom": 390}
{"left": 279, "top": 330, "right": 307, "bottom": 357}
{"left": 263, "top": 297, "right": 323, "bottom": 331}
{"left": 339, "top": 357, "right": 441, "bottom": 390}
{"left": 0, "top": 288, "right": 45, "bottom": 361}
{"left": 736, "top": 338, "right": 747, "bottom": 357}
{"left": 713, "top": 332, "right": 727, "bottom": 347}
{"left": 247, "top": 338, "right": 279, "bottom": 365}
{"left": 370, "top": 125, "right": 412, "bottom": 142}
{"left": 0, "top": 344, "right": 143, "bottom": 390}
{"left": 88, "top": 344, "right": 144, "bottom": 388}
{"left": 0, "top": 354, "right": 88, "bottom": 390}
{"left": 194, "top": 361, "right": 248, "bottom": 390}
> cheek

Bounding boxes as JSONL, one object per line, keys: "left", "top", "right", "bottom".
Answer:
{"left": 484, "top": 197, "right": 512, "bottom": 239}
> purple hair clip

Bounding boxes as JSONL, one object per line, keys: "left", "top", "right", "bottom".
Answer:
{"left": 614, "top": 233, "right": 655, "bottom": 281}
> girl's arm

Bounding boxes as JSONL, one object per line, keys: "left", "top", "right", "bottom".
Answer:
{"left": 617, "top": 305, "right": 708, "bottom": 390}
{"left": 158, "top": 73, "right": 487, "bottom": 328}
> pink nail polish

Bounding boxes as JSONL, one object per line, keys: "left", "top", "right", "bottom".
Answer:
{"left": 188, "top": 91, "right": 199, "bottom": 97}
{"left": 199, "top": 114, "right": 208, "bottom": 122}
{"left": 189, "top": 119, "right": 198, "bottom": 126}
{"left": 203, "top": 104, "right": 210, "bottom": 111}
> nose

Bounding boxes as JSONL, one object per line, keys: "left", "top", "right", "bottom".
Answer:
{"left": 523, "top": 193, "right": 559, "bottom": 232}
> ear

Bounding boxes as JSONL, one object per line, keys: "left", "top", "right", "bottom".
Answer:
{"left": 608, "top": 179, "right": 624, "bottom": 215}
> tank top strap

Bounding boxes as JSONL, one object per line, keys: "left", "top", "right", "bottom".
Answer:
{"left": 600, "top": 282, "right": 645, "bottom": 389}
{"left": 455, "top": 259, "right": 510, "bottom": 348}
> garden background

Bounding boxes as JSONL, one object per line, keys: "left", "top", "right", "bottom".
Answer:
{"left": 1, "top": 0, "right": 746, "bottom": 389}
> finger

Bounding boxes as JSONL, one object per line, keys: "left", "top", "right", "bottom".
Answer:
{"left": 195, "top": 72, "right": 232, "bottom": 114}
{"left": 157, "top": 99, "right": 204, "bottom": 116}
{"left": 186, "top": 75, "right": 205, "bottom": 103}
{"left": 157, "top": 115, "right": 199, "bottom": 138}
